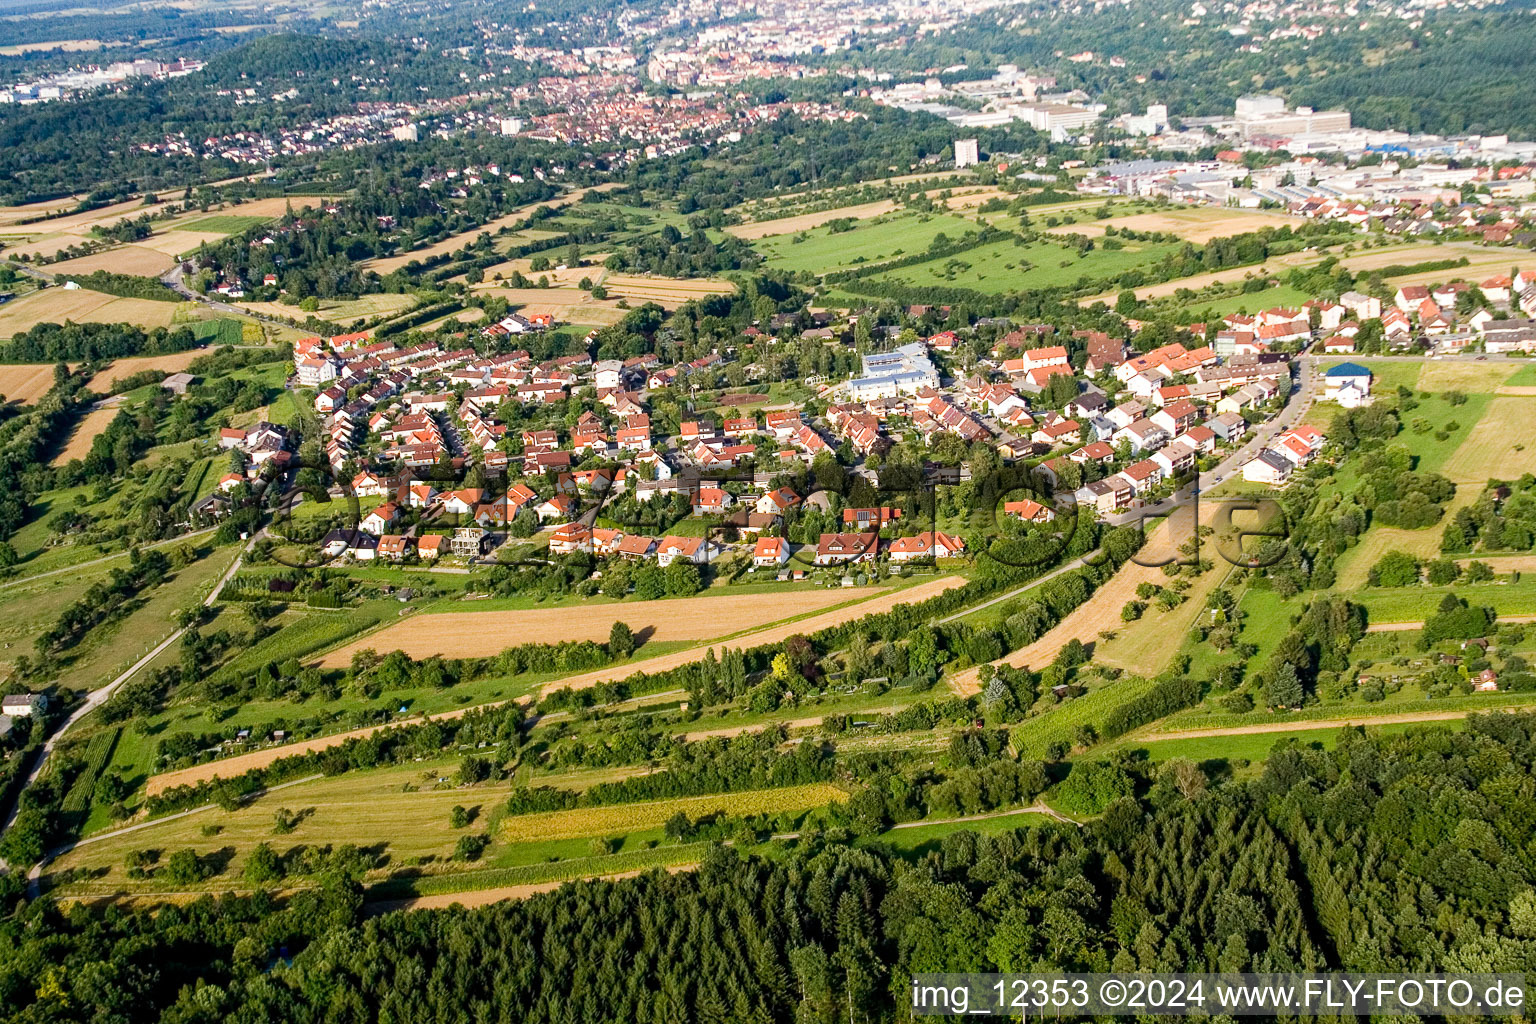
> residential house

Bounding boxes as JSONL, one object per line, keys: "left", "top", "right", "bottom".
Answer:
{"left": 814, "top": 532, "right": 878, "bottom": 566}
{"left": 1073, "top": 476, "right": 1132, "bottom": 515}
{"left": 692, "top": 487, "right": 734, "bottom": 515}
{"left": 549, "top": 522, "right": 593, "bottom": 556}
{"left": 753, "top": 536, "right": 792, "bottom": 567}
{"left": 1323, "top": 362, "right": 1373, "bottom": 407}
{"left": 377, "top": 534, "right": 410, "bottom": 561}
{"left": 1242, "top": 450, "right": 1293, "bottom": 485}
{"left": 1003, "top": 499, "right": 1055, "bottom": 524}
{"left": 656, "top": 535, "right": 721, "bottom": 566}
{"left": 755, "top": 487, "right": 801, "bottom": 515}
{"left": 887, "top": 531, "right": 966, "bottom": 562}
{"left": 359, "top": 502, "right": 400, "bottom": 536}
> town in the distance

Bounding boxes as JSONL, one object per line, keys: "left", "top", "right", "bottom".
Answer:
{"left": 1, "top": 0, "right": 1535, "bottom": 1019}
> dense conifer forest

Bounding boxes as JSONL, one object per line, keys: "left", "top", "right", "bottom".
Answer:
{"left": 5, "top": 715, "right": 1536, "bottom": 1022}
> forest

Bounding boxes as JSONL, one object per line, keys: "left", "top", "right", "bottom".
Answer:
{"left": 6, "top": 716, "right": 1536, "bottom": 1022}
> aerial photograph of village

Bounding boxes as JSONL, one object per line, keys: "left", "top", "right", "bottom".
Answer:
{"left": 1, "top": 0, "right": 1536, "bottom": 1017}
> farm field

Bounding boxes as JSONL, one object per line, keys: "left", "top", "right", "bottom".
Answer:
{"left": 1114, "top": 718, "right": 1458, "bottom": 764}
{"left": 871, "top": 236, "right": 1183, "bottom": 294}
{"left": 173, "top": 215, "right": 272, "bottom": 234}
{"left": 317, "top": 587, "right": 890, "bottom": 667}
{"left": 468, "top": 284, "right": 629, "bottom": 324}
{"left": 55, "top": 546, "right": 240, "bottom": 693}
{"left": 0, "top": 39, "right": 106, "bottom": 57}
{"left": 50, "top": 401, "right": 121, "bottom": 465}
{"left": 1079, "top": 250, "right": 1321, "bottom": 306}
{"left": 499, "top": 784, "right": 847, "bottom": 843}
{"left": 83, "top": 349, "right": 210, "bottom": 391}
{"left": 597, "top": 273, "right": 736, "bottom": 307}
{"left": 0, "top": 192, "right": 326, "bottom": 261}
{"left": 238, "top": 292, "right": 418, "bottom": 323}
{"left": 932, "top": 186, "right": 1008, "bottom": 210}
{"left": 47, "top": 244, "right": 176, "bottom": 277}
{"left": 1093, "top": 562, "right": 1237, "bottom": 676}
{"left": 725, "top": 200, "right": 901, "bottom": 240}
{"left": 0, "top": 363, "right": 66, "bottom": 403}
{"left": 754, "top": 210, "right": 981, "bottom": 274}
{"left": 136, "top": 231, "right": 230, "bottom": 258}
{"left": 56, "top": 755, "right": 841, "bottom": 895}
{"left": 1047, "top": 206, "right": 1303, "bottom": 244}
{"left": 1324, "top": 360, "right": 1514, "bottom": 587}
{"left": 1355, "top": 579, "right": 1536, "bottom": 624}
{"left": 1442, "top": 395, "right": 1536, "bottom": 481}
{"left": 142, "top": 575, "right": 966, "bottom": 796}
{"left": 0, "top": 288, "right": 180, "bottom": 335}
{"left": 1371, "top": 252, "right": 1523, "bottom": 287}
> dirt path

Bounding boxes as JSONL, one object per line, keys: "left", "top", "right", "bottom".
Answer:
{"left": 1495, "top": 386, "right": 1536, "bottom": 396}
{"left": 1141, "top": 706, "right": 1524, "bottom": 742}
{"left": 145, "top": 576, "right": 967, "bottom": 795}
{"left": 1367, "top": 614, "right": 1536, "bottom": 632}
{"left": 1078, "top": 250, "right": 1320, "bottom": 306}
{"left": 368, "top": 863, "right": 697, "bottom": 913}
{"left": 1455, "top": 555, "right": 1536, "bottom": 571}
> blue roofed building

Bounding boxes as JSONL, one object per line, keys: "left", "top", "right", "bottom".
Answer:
{"left": 844, "top": 341, "right": 940, "bottom": 401}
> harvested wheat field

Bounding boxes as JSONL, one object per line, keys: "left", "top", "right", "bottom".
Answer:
{"left": 0, "top": 364, "right": 65, "bottom": 404}
{"left": 1455, "top": 554, "right": 1536, "bottom": 573}
{"left": 725, "top": 200, "right": 900, "bottom": 240}
{"left": 84, "top": 350, "right": 207, "bottom": 391}
{"left": 318, "top": 588, "right": 893, "bottom": 668}
{"left": 51, "top": 402, "right": 121, "bottom": 465}
{"left": 3, "top": 232, "right": 95, "bottom": 260}
{"left": 138, "top": 230, "right": 230, "bottom": 258}
{"left": 48, "top": 245, "right": 176, "bottom": 277}
{"left": 0, "top": 289, "right": 179, "bottom": 335}
{"left": 931, "top": 187, "right": 1008, "bottom": 210}
{"left": 207, "top": 196, "right": 338, "bottom": 220}
{"left": 948, "top": 506, "right": 1214, "bottom": 695}
{"left": 0, "top": 39, "right": 104, "bottom": 56}
{"left": 1078, "top": 251, "right": 1319, "bottom": 306}
{"left": 535, "top": 574, "right": 968, "bottom": 697}
{"left": 238, "top": 293, "right": 416, "bottom": 323}
{"left": 1093, "top": 207, "right": 1301, "bottom": 244}
{"left": 0, "top": 197, "right": 78, "bottom": 226}
{"left": 471, "top": 254, "right": 587, "bottom": 286}
{"left": 474, "top": 286, "right": 628, "bottom": 324}
{"left": 600, "top": 274, "right": 735, "bottom": 306}
{"left": 143, "top": 576, "right": 967, "bottom": 795}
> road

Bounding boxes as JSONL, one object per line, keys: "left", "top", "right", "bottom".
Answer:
{"left": 159, "top": 262, "right": 294, "bottom": 330}
{"left": 1106, "top": 361, "right": 1317, "bottom": 527}
{"left": 1, "top": 533, "right": 254, "bottom": 840}
{"left": 934, "top": 548, "right": 1102, "bottom": 625}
